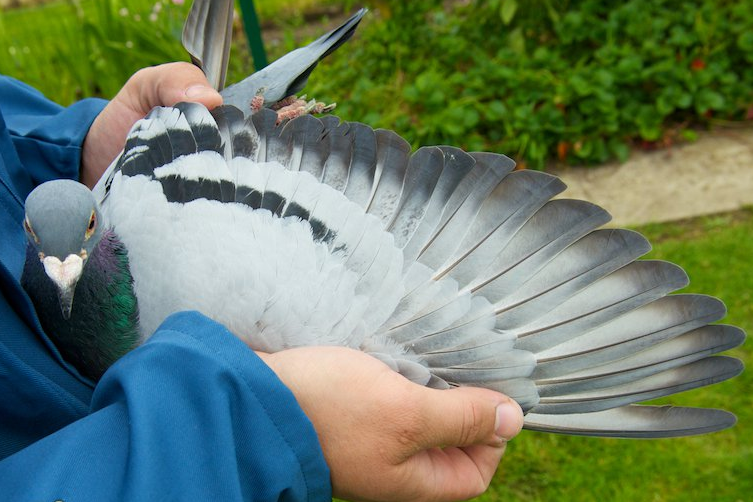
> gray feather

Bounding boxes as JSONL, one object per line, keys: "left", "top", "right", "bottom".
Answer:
{"left": 511, "top": 261, "right": 691, "bottom": 349}
{"left": 395, "top": 297, "right": 499, "bottom": 351}
{"left": 174, "top": 102, "right": 223, "bottom": 155}
{"left": 530, "top": 356, "right": 743, "bottom": 414}
{"left": 250, "top": 108, "right": 289, "bottom": 163}
{"left": 470, "top": 199, "right": 612, "bottom": 300}
{"left": 387, "top": 147, "right": 446, "bottom": 248}
{"left": 533, "top": 295, "right": 729, "bottom": 377}
{"left": 433, "top": 171, "right": 567, "bottom": 285}
{"left": 400, "top": 148, "right": 477, "bottom": 264}
{"left": 181, "top": 0, "right": 234, "bottom": 90}
{"left": 492, "top": 229, "right": 652, "bottom": 326}
{"left": 342, "top": 123, "right": 378, "bottom": 208}
{"left": 211, "top": 105, "right": 259, "bottom": 160}
{"left": 431, "top": 349, "right": 538, "bottom": 384}
{"left": 536, "top": 325, "right": 745, "bottom": 396}
{"left": 280, "top": 114, "right": 329, "bottom": 178}
{"left": 524, "top": 405, "right": 738, "bottom": 438}
{"left": 117, "top": 116, "right": 173, "bottom": 177}
{"left": 413, "top": 148, "right": 480, "bottom": 269}
{"left": 366, "top": 130, "right": 412, "bottom": 227}
{"left": 221, "top": 9, "right": 368, "bottom": 109}
{"left": 319, "top": 117, "right": 353, "bottom": 191}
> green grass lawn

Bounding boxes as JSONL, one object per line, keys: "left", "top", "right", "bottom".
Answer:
{"left": 0, "top": 0, "right": 192, "bottom": 103}
{"left": 483, "top": 209, "right": 752, "bottom": 502}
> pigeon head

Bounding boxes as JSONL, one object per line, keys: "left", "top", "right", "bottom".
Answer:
{"left": 24, "top": 179, "right": 104, "bottom": 319}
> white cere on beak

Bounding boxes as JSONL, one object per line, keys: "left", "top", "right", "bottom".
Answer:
{"left": 42, "top": 255, "right": 84, "bottom": 291}
{"left": 42, "top": 254, "right": 84, "bottom": 320}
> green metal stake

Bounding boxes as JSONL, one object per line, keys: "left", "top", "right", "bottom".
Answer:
{"left": 237, "top": 0, "right": 268, "bottom": 70}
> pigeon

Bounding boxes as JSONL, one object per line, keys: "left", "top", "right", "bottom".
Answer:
{"left": 22, "top": 101, "right": 745, "bottom": 438}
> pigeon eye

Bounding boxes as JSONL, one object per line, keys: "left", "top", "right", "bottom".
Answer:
{"left": 85, "top": 211, "right": 97, "bottom": 240}
{"left": 24, "top": 218, "right": 40, "bottom": 244}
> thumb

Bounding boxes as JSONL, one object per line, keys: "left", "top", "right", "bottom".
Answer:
{"left": 416, "top": 386, "right": 524, "bottom": 450}
{"left": 125, "top": 62, "right": 223, "bottom": 114}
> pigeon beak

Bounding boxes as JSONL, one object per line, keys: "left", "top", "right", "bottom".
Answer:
{"left": 41, "top": 254, "right": 84, "bottom": 320}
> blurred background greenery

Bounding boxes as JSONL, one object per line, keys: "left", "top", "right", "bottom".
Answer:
{"left": 0, "top": 1, "right": 750, "bottom": 500}
{"left": 1, "top": 0, "right": 751, "bottom": 168}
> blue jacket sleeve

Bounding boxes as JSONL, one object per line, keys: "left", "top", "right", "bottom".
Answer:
{"left": 0, "top": 312, "right": 332, "bottom": 502}
{"left": 0, "top": 76, "right": 106, "bottom": 197}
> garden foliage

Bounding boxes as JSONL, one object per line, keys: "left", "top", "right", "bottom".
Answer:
{"left": 308, "top": 0, "right": 753, "bottom": 167}
{"left": 1, "top": 0, "right": 752, "bottom": 168}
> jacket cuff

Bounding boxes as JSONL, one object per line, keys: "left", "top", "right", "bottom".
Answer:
{"left": 129, "top": 311, "right": 332, "bottom": 501}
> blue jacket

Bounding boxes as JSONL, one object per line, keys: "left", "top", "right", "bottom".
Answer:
{"left": 0, "top": 76, "right": 331, "bottom": 501}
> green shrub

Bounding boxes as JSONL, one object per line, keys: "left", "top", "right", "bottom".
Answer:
{"left": 307, "top": 0, "right": 753, "bottom": 168}
{"left": 2, "top": 0, "right": 751, "bottom": 168}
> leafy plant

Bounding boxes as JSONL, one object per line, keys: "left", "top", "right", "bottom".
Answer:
{"left": 1, "top": 0, "right": 752, "bottom": 168}
{"left": 307, "top": 0, "right": 753, "bottom": 168}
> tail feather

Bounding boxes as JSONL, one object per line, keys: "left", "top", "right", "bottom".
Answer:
{"left": 220, "top": 9, "right": 367, "bottom": 107}
{"left": 314, "top": 9, "right": 370, "bottom": 60}
{"left": 181, "top": 0, "right": 233, "bottom": 90}
{"left": 283, "top": 9, "right": 368, "bottom": 99}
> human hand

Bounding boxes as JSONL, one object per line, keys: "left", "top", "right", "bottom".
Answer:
{"left": 258, "top": 346, "right": 524, "bottom": 502}
{"left": 80, "top": 62, "right": 222, "bottom": 188}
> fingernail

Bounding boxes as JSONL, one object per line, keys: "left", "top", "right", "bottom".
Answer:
{"left": 185, "top": 85, "right": 216, "bottom": 99}
{"left": 495, "top": 400, "right": 524, "bottom": 440}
